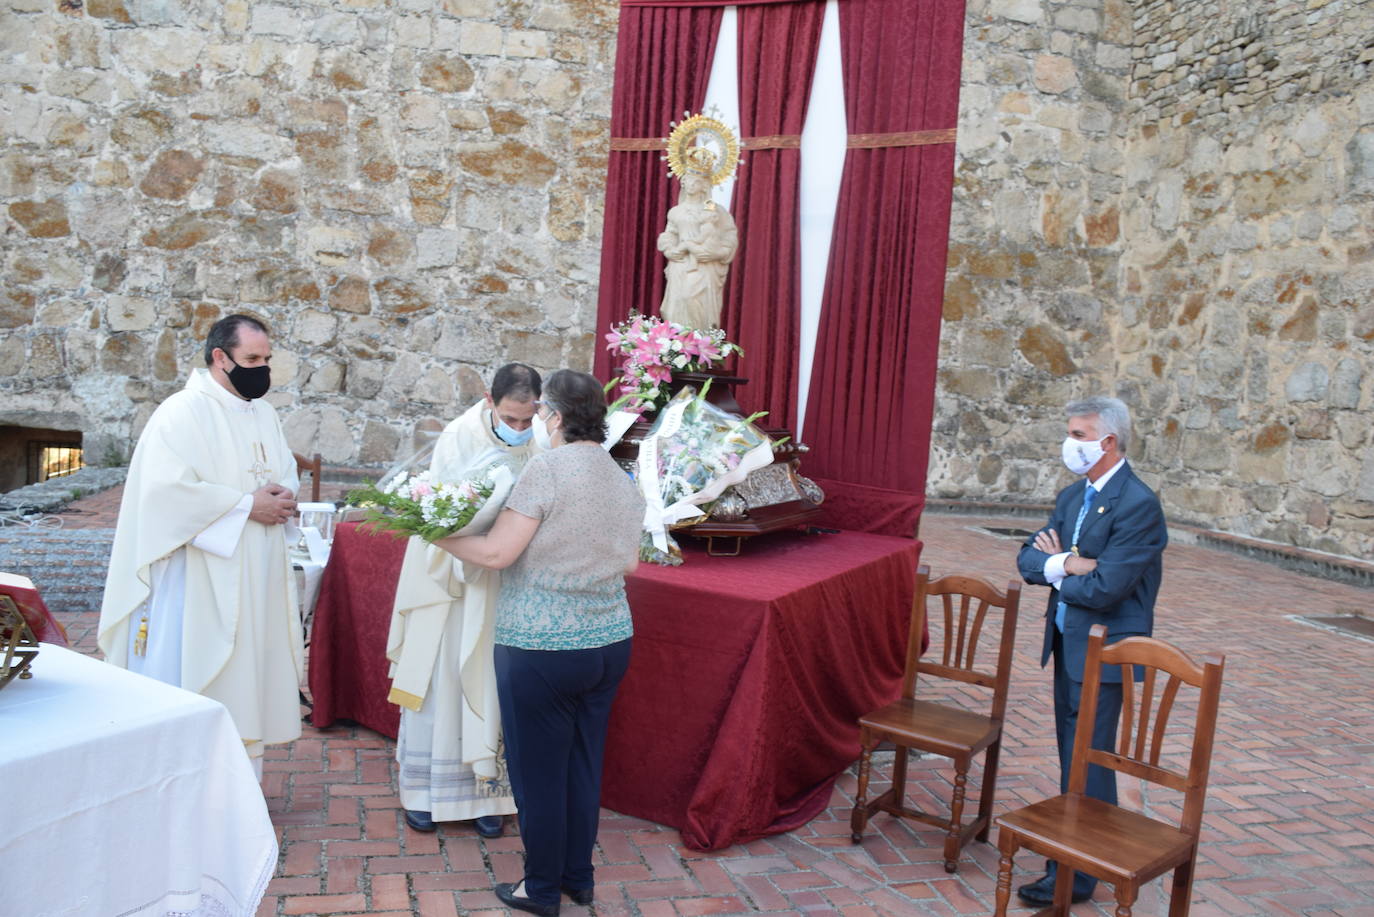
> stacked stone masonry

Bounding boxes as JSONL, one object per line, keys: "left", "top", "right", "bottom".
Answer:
{"left": 1128, "top": 0, "right": 1374, "bottom": 131}
{"left": 1, "top": 0, "right": 618, "bottom": 466}
{"left": 939, "top": 0, "right": 1374, "bottom": 560}
{"left": 3, "top": 0, "right": 1373, "bottom": 560}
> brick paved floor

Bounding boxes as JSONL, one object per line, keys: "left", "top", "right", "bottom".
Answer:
{"left": 35, "top": 495, "right": 1374, "bottom": 916}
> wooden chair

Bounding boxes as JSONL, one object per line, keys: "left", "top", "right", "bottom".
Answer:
{"left": 294, "top": 452, "right": 322, "bottom": 503}
{"left": 993, "top": 624, "right": 1225, "bottom": 916}
{"left": 850, "top": 565, "right": 1021, "bottom": 872}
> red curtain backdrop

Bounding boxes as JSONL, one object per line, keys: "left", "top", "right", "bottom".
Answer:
{"left": 597, "top": 0, "right": 967, "bottom": 538}
{"left": 622, "top": 0, "right": 805, "bottom": 6}
{"left": 717, "top": 1, "right": 825, "bottom": 432}
{"left": 801, "top": 0, "right": 966, "bottom": 537}
{"left": 592, "top": 6, "right": 724, "bottom": 380}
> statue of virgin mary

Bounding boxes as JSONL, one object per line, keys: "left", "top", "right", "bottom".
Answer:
{"left": 656, "top": 128, "right": 740, "bottom": 330}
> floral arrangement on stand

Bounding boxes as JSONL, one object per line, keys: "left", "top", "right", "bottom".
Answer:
{"left": 345, "top": 459, "right": 514, "bottom": 542}
{"left": 636, "top": 382, "right": 774, "bottom": 565}
{"left": 605, "top": 312, "right": 742, "bottom": 415}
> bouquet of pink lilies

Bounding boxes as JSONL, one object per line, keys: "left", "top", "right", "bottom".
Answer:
{"left": 605, "top": 312, "right": 742, "bottom": 414}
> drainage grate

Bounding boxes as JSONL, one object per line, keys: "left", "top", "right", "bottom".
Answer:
{"left": 1301, "top": 614, "right": 1374, "bottom": 640}
{"left": 979, "top": 526, "right": 1036, "bottom": 540}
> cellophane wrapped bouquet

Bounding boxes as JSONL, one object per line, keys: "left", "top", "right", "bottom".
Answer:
{"left": 637, "top": 382, "right": 775, "bottom": 565}
{"left": 346, "top": 446, "right": 516, "bottom": 542}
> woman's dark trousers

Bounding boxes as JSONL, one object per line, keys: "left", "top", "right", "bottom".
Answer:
{"left": 495, "top": 639, "right": 632, "bottom": 908}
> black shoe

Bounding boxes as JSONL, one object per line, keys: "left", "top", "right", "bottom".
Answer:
{"left": 474, "top": 815, "right": 504, "bottom": 838}
{"left": 561, "top": 885, "right": 594, "bottom": 906}
{"left": 403, "top": 809, "right": 436, "bottom": 833}
{"left": 495, "top": 881, "right": 559, "bottom": 916}
{"left": 1016, "top": 870, "right": 1092, "bottom": 907}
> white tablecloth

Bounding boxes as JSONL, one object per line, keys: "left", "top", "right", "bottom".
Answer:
{"left": 293, "top": 554, "right": 327, "bottom": 636}
{"left": 0, "top": 645, "right": 278, "bottom": 917}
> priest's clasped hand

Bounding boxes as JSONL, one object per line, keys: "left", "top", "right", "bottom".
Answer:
{"left": 250, "top": 484, "right": 297, "bottom": 526}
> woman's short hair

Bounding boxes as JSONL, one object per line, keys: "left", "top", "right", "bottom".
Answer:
{"left": 543, "top": 369, "right": 608, "bottom": 444}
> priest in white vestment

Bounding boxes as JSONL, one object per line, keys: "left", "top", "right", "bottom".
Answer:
{"left": 99, "top": 314, "right": 304, "bottom": 779}
{"left": 386, "top": 363, "right": 542, "bottom": 836}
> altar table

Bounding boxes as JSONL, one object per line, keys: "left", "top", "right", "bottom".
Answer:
{"left": 0, "top": 644, "right": 277, "bottom": 917}
{"left": 308, "top": 523, "right": 919, "bottom": 850}
{"left": 604, "top": 530, "right": 919, "bottom": 849}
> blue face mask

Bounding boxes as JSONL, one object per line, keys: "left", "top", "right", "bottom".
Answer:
{"left": 494, "top": 418, "right": 533, "bottom": 446}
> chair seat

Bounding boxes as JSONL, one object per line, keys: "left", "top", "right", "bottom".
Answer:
{"left": 860, "top": 697, "right": 1000, "bottom": 758}
{"left": 997, "top": 794, "right": 1195, "bottom": 882}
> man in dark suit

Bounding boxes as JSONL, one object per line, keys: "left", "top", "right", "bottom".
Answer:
{"left": 1015, "top": 396, "right": 1167, "bottom": 907}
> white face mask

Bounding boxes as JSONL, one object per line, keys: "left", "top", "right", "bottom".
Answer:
{"left": 1061, "top": 436, "right": 1105, "bottom": 475}
{"left": 493, "top": 418, "right": 533, "bottom": 447}
{"left": 532, "top": 411, "right": 556, "bottom": 450}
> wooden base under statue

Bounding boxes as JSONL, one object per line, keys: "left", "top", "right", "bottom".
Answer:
{"left": 610, "top": 369, "right": 824, "bottom": 554}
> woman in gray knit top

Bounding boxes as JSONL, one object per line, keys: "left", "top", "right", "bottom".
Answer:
{"left": 438, "top": 369, "right": 645, "bottom": 916}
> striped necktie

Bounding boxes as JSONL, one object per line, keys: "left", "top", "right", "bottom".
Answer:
{"left": 1055, "top": 484, "right": 1096, "bottom": 632}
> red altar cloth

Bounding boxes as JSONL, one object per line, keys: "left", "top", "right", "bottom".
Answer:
{"left": 307, "top": 524, "right": 919, "bottom": 851}
{"left": 0, "top": 572, "right": 70, "bottom": 647}
{"left": 605, "top": 531, "right": 918, "bottom": 849}
{"left": 308, "top": 522, "right": 405, "bottom": 738}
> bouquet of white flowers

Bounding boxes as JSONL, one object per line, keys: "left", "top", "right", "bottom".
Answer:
{"left": 346, "top": 449, "right": 515, "bottom": 542}
{"left": 637, "top": 382, "right": 775, "bottom": 564}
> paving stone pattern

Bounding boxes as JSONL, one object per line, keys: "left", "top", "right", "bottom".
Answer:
{"left": 28, "top": 494, "right": 1374, "bottom": 916}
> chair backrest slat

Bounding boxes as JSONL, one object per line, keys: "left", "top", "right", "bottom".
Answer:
{"left": 965, "top": 598, "right": 990, "bottom": 669}
{"left": 1135, "top": 668, "right": 1155, "bottom": 759}
{"left": 1151, "top": 675, "right": 1183, "bottom": 766}
{"left": 1086, "top": 749, "right": 1190, "bottom": 791}
{"left": 953, "top": 594, "right": 968, "bottom": 668}
{"left": 921, "top": 662, "right": 995, "bottom": 689}
{"left": 943, "top": 593, "right": 957, "bottom": 669}
{"left": 1120, "top": 667, "right": 1137, "bottom": 758}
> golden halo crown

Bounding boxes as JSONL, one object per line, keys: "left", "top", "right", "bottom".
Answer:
{"left": 685, "top": 146, "right": 715, "bottom": 173}
{"left": 664, "top": 112, "right": 740, "bottom": 186}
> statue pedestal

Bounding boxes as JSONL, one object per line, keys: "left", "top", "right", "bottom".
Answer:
{"left": 611, "top": 368, "right": 824, "bottom": 555}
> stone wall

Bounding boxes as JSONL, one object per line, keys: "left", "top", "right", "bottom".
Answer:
{"left": 1117, "top": 0, "right": 1374, "bottom": 556}
{"left": 1128, "top": 0, "right": 1373, "bottom": 132}
{"left": 935, "top": 0, "right": 1135, "bottom": 499}
{"left": 0, "top": 0, "right": 618, "bottom": 466}
{"left": 935, "top": 0, "right": 1374, "bottom": 560}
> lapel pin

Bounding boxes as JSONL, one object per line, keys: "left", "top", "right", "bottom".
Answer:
{"left": 1097, "top": 506, "right": 1106, "bottom": 513}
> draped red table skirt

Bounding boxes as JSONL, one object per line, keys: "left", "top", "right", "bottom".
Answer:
{"left": 308, "top": 522, "right": 406, "bottom": 738}
{"left": 308, "top": 523, "right": 919, "bottom": 850}
{"left": 606, "top": 530, "right": 919, "bottom": 849}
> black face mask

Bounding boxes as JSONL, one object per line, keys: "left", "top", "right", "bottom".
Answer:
{"left": 225, "top": 356, "right": 271, "bottom": 400}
